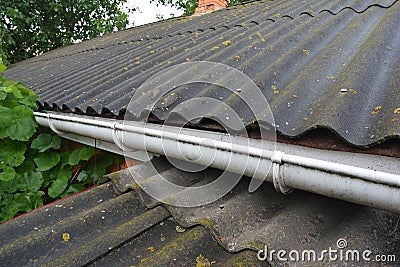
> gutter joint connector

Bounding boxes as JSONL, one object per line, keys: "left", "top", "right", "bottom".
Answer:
{"left": 272, "top": 151, "right": 293, "bottom": 194}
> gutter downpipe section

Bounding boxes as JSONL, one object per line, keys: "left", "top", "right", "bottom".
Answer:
{"left": 35, "top": 112, "right": 400, "bottom": 213}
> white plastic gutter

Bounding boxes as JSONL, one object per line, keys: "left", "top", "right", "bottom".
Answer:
{"left": 35, "top": 112, "right": 400, "bottom": 213}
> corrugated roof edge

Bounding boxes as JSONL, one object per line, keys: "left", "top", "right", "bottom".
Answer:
{"left": 36, "top": 102, "right": 400, "bottom": 154}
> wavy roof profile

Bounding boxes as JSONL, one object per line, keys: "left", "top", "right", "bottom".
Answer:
{"left": 5, "top": 0, "right": 400, "bottom": 147}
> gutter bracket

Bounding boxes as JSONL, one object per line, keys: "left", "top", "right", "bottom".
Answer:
{"left": 47, "top": 114, "right": 65, "bottom": 135}
{"left": 112, "top": 123, "right": 129, "bottom": 152}
{"left": 272, "top": 151, "right": 293, "bottom": 194}
{"left": 112, "top": 123, "right": 156, "bottom": 161}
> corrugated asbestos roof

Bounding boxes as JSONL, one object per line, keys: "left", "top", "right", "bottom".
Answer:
{"left": 1, "top": 160, "right": 399, "bottom": 266}
{"left": 0, "top": 182, "right": 264, "bottom": 266}
{"left": 4, "top": 0, "right": 400, "bottom": 147}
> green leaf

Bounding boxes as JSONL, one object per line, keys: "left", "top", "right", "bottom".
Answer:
{"left": 34, "top": 152, "right": 60, "bottom": 171}
{"left": 15, "top": 85, "right": 39, "bottom": 110}
{"left": 0, "top": 177, "right": 19, "bottom": 193}
{"left": 2, "top": 81, "right": 23, "bottom": 98}
{"left": 86, "top": 152, "right": 113, "bottom": 183}
{"left": 76, "top": 170, "right": 88, "bottom": 182}
{"left": 14, "top": 191, "right": 44, "bottom": 212}
{"left": 48, "top": 167, "right": 71, "bottom": 198}
{"left": 0, "top": 139, "right": 26, "bottom": 167}
{"left": 0, "top": 106, "right": 13, "bottom": 131}
{"left": 0, "top": 61, "right": 5, "bottom": 73}
{"left": 0, "top": 166, "right": 16, "bottom": 182}
{"left": 31, "top": 134, "right": 61, "bottom": 152}
{"left": 0, "top": 105, "right": 37, "bottom": 141}
{"left": 0, "top": 193, "right": 13, "bottom": 208}
{"left": 60, "top": 150, "right": 71, "bottom": 168}
{"left": 17, "top": 172, "right": 43, "bottom": 192}
{"left": 15, "top": 159, "right": 35, "bottom": 174}
{"left": 68, "top": 147, "right": 95, "bottom": 166}
{"left": 0, "top": 91, "right": 7, "bottom": 101}
{"left": 60, "top": 184, "right": 85, "bottom": 198}
{"left": 41, "top": 168, "right": 57, "bottom": 188}
{"left": 1, "top": 203, "right": 21, "bottom": 222}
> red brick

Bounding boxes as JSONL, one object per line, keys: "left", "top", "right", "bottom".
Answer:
{"left": 195, "top": 0, "right": 227, "bottom": 14}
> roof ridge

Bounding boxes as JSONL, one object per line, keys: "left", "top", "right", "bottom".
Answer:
{"left": 20, "top": 0, "right": 397, "bottom": 64}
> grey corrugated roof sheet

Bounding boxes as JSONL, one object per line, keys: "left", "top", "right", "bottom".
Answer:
{"left": 1, "top": 160, "right": 399, "bottom": 266}
{"left": 5, "top": 0, "right": 400, "bottom": 148}
{"left": 0, "top": 182, "right": 264, "bottom": 266}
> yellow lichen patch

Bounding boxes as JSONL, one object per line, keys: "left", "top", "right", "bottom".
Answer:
{"left": 124, "top": 67, "right": 128, "bottom": 71}
{"left": 147, "top": 246, "right": 155, "bottom": 252}
{"left": 302, "top": 49, "right": 310, "bottom": 55}
{"left": 371, "top": 105, "right": 383, "bottom": 115}
{"left": 185, "top": 47, "right": 190, "bottom": 51}
{"left": 211, "top": 46, "right": 220, "bottom": 51}
{"left": 326, "top": 75, "right": 335, "bottom": 79}
{"left": 147, "top": 46, "right": 152, "bottom": 49}
{"left": 141, "top": 92, "right": 146, "bottom": 96}
{"left": 176, "top": 225, "right": 186, "bottom": 233}
{"left": 140, "top": 257, "right": 149, "bottom": 263}
{"left": 196, "top": 254, "right": 212, "bottom": 267}
{"left": 349, "top": 88, "right": 357, "bottom": 95}
{"left": 391, "top": 118, "right": 399, "bottom": 122}
{"left": 150, "top": 50, "right": 155, "bottom": 54}
{"left": 256, "top": 32, "right": 266, "bottom": 43}
{"left": 222, "top": 40, "right": 232, "bottom": 46}
{"left": 135, "top": 56, "right": 140, "bottom": 61}
{"left": 275, "top": 13, "right": 281, "bottom": 18}
{"left": 185, "top": 57, "right": 190, "bottom": 62}
{"left": 394, "top": 108, "right": 400, "bottom": 114}
{"left": 135, "top": 61, "right": 140, "bottom": 65}
{"left": 271, "top": 85, "right": 277, "bottom": 91}
{"left": 75, "top": 95, "right": 80, "bottom": 99}
{"left": 292, "top": 94, "right": 298, "bottom": 98}
{"left": 62, "top": 233, "right": 70, "bottom": 242}
{"left": 234, "top": 55, "right": 241, "bottom": 61}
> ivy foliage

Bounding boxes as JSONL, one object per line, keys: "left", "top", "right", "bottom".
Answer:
{"left": 0, "top": 0, "right": 134, "bottom": 65}
{"left": 0, "top": 60, "right": 121, "bottom": 222}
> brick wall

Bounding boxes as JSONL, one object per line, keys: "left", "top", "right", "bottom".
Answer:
{"left": 195, "top": 0, "right": 228, "bottom": 14}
